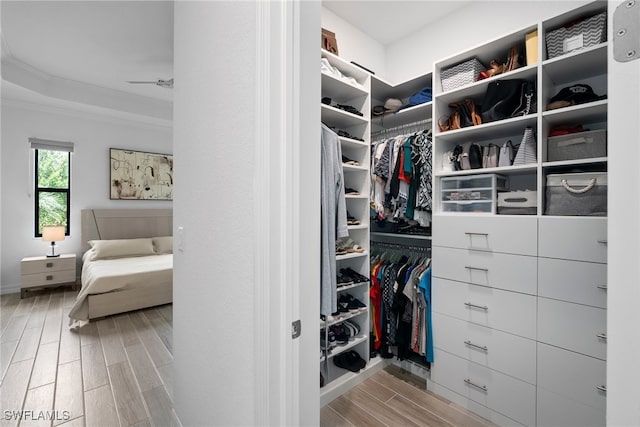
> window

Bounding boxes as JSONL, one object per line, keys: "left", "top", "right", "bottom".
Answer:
{"left": 31, "top": 138, "right": 74, "bottom": 237}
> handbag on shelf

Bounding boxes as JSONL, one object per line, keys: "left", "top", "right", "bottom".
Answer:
{"left": 460, "top": 142, "right": 483, "bottom": 170}
{"left": 439, "top": 99, "right": 481, "bottom": 132}
{"left": 481, "top": 79, "right": 536, "bottom": 123}
{"left": 482, "top": 144, "right": 500, "bottom": 168}
{"left": 513, "top": 127, "right": 537, "bottom": 165}
{"left": 452, "top": 144, "right": 464, "bottom": 170}
{"left": 498, "top": 140, "right": 516, "bottom": 167}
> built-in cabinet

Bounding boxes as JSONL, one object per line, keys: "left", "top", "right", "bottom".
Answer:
{"left": 429, "top": 2, "right": 608, "bottom": 425}
{"left": 320, "top": 49, "right": 378, "bottom": 405}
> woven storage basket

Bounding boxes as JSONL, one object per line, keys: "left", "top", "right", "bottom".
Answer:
{"left": 545, "top": 12, "right": 606, "bottom": 59}
{"left": 440, "top": 58, "right": 486, "bottom": 92}
{"left": 545, "top": 172, "right": 607, "bottom": 216}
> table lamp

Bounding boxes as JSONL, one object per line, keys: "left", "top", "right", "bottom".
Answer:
{"left": 42, "top": 225, "right": 65, "bottom": 258}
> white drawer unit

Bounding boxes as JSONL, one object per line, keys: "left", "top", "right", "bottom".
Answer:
{"left": 433, "top": 278, "right": 537, "bottom": 340}
{"left": 537, "top": 343, "right": 606, "bottom": 416}
{"left": 440, "top": 174, "right": 508, "bottom": 214}
{"left": 537, "top": 386, "right": 606, "bottom": 427}
{"left": 432, "top": 215, "right": 537, "bottom": 256}
{"left": 538, "top": 217, "right": 607, "bottom": 263}
{"left": 538, "top": 257, "right": 607, "bottom": 308}
{"left": 433, "top": 247, "right": 537, "bottom": 295}
{"left": 20, "top": 254, "right": 77, "bottom": 298}
{"left": 538, "top": 297, "right": 607, "bottom": 360}
{"left": 431, "top": 348, "right": 536, "bottom": 426}
{"left": 433, "top": 312, "right": 536, "bottom": 385}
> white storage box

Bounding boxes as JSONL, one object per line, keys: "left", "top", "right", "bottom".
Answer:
{"left": 498, "top": 190, "right": 537, "bottom": 215}
{"left": 547, "top": 130, "right": 606, "bottom": 162}
{"left": 545, "top": 12, "right": 607, "bottom": 59}
{"left": 440, "top": 174, "right": 508, "bottom": 214}
{"left": 440, "top": 57, "right": 486, "bottom": 92}
{"left": 545, "top": 172, "right": 607, "bottom": 216}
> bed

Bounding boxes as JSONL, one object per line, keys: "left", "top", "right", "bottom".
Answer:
{"left": 68, "top": 208, "right": 173, "bottom": 325}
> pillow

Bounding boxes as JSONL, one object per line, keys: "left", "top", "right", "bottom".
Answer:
{"left": 88, "top": 238, "right": 155, "bottom": 260}
{"left": 152, "top": 236, "right": 173, "bottom": 254}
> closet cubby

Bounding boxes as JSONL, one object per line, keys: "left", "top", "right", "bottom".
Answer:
{"left": 430, "top": 2, "right": 608, "bottom": 425}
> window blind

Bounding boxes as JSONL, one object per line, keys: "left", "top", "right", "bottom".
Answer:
{"left": 29, "top": 137, "right": 75, "bottom": 153}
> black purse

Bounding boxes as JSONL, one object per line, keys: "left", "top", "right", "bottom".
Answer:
{"left": 481, "top": 79, "right": 536, "bottom": 123}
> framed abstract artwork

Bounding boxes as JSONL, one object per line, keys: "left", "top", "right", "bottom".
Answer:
{"left": 110, "top": 148, "right": 173, "bottom": 200}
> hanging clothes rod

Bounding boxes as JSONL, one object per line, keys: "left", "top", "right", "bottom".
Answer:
{"left": 371, "top": 240, "right": 431, "bottom": 253}
{"left": 371, "top": 118, "right": 433, "bottom": 140}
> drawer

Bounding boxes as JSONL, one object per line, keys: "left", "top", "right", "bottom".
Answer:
{"left": 431, "top": 348, "right": 536, "bottom": 426}
{"left": 433, "top": 312, "right": 536, "bottom": 384}
{"left": 538, "top": 217, "right": 607, "bottom": 263}
{"left": 538, "top": 257, "right": 607, "bottom": 308}
{"left": 21, "top": 269, "right": 76, "bottom": 288}
{"left": 21, "top": 255, "right": 76, "bottom": 274}
{"left": 537, "top": 343, "right": 606, "bottom": 412}
{"left": 433, "top": 247, "right": 537, "bottom": 295}
{"left": 538, "top": 387, "right": 605, "bottom": 427}
{"left": 433, "top": 215, "right": 537, "bottom": 256}
{"left": 433, "top": 278, "right": 537, "bottom": 339}
{"left": 538, "top": 298, "right": 607, "bottom": 360}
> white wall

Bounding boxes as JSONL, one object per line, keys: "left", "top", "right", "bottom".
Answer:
{"left": 0, "top": 101, "right": 172, "bottom": 293}
{"left": 385, "top": 1, "right": 590, "bottom": 84}
{"left": 321, "top": 6, "right": 388, "bottom": 80}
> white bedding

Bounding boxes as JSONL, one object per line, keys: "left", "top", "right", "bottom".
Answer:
{"left": 68, "top": 253, "right": 173, "bottom": 323}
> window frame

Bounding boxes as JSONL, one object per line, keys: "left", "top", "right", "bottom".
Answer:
{"left": 34, "top": 149, "right": 71, "bottom": 238}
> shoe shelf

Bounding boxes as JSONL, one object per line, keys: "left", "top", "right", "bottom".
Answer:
{"left": 320, "top": 357, "right": 387, "bottom": 407}
{"left": 320, "top": 310, "right": 367, "bottom": 329}
{"left": 336, "top": 281, "right": 369, "bottom": 293}
{"left": 339, "top": 136, "right": 368, "bottom": 149}
{"left": 322, "top": 72, "right": 368, "bottom": 100}
{"left": 336, "top": 252, "right": 368, "bottom": 261}
{"left": 321, "top": 104, "right": 368, "bottom": 129}
{"left": 347, "top": 224, "right": 368, "bottom": 232}
{"left": 341, "top": 164, "right": 368, "bottom": 172}
{"left": 320, "top": 335, "right": 369, "bottom": 363}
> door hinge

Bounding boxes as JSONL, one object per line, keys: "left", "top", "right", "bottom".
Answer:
{"left": 291, "top": 320, "right": 301, "bottom": 339}
{"left": 614, "top": 0, "right": 640, "bottom": 62}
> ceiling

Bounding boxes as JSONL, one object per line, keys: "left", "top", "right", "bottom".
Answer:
{"left": 323, "top": 1, "right": 469, "bottom": 45}
{"left": 1, "top": 1, "right": 466, "bottom": 123}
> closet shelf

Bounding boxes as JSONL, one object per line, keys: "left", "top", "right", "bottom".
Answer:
{"left": 339, "top": 136, "right": 369, "bottom": 149}
{"left": 542, "top": 100, "right": 607, "bottom": 125}
{"left": 542, "top": 157, "right": 607, "bottom": 168}
{"left": 371, "top": 102, "right": 432, "bottom": 131}
{"left": 322, "top": 72, "right": 368, "bottom": 99}
{"left": 336, "top": 252, "right": 368, "bottom": 261}
{"left": 321, "top": 48, "right": 371, "bottom": 84}
{"left": 344, "top": 194, "right": 368, "bottom": 200}
{"left": 321, "top": 104, "right": 368, "bottom": 129}
{"left": 342, "top": 164, "right": 368, "bottom": 172}
{"left": 435, "top": 164, "right": 537, "bottom": 178}
{"left": 370, "top": 232, "right": 432, "bottom": 241}
{"left": 347, "top": 224, "right": 368, "bottom": 231}
{"left": 336, "top": 281, "right": 370, "bottom": 293}
{"left": 320, "top": 335, "right": 369, "bottom": 362}
{"left": 435, "top": 114, "right": 538, "bottom": 143}
{"left": 320, "top": 309, "right": 368, "bottom": 329}
{"left": 542, "top": 43, "right": 607, "bottom": 85}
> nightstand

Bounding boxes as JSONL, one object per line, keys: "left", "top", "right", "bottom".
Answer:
{"left": 21, "top": 253, "right": 77, "bottom": 298}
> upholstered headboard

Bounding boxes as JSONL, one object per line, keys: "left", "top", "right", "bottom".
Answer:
{"left": 81, "top": 209, "right": 173, "bottom": 253}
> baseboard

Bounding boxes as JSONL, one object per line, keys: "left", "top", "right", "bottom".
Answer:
{"left": 1, "top": 284, "right": 21, "bottom": 295}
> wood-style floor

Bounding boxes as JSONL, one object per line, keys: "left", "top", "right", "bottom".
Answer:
{"left": 321, "top": 365, "right": 497, "bottom": 427}
{"left": 0, "top": 288, "right": 179, "bottom": 427}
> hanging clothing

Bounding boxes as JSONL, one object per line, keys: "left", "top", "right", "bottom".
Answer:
{"left": 320, "top": 124, "right": 348, "bottom": 316}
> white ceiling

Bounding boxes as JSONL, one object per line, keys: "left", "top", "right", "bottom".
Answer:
{"left": 323, "top": 1, "right": 470, "bottom": 45}
{"left": 1, "top": 1, "right": 467, "bottom": 123}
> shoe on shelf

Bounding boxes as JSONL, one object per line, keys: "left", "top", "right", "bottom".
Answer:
{"left": 343, "top": 319, "right": 361, "bottom": 339}
{"left": 341, "top": 267, "right": 369, "bottom": 283}
{"left": 344, "top": 187, "right": 360, "bottom": 195}
{"left": 320, "top": 330, "right": 336, "bottom": 351}
{"left": 342, "top": 155, "right": 360, "bottom": 166}
{"left": 340, "top": 293, "right": 366, "bottom": 313}
{"left": 346, "top": 212, "right": 360, "bottom": 226}
{"left": 336, "top": 238, "right": 364, "bottom": 254}
{"left": 330, "top": 324, "right": 349, "bottom": 345}
{"left": 333, "top": 352, "right": 362, "bottom": 373}
{"left": 337, "top": 271, "right": 354, "bottom": 287}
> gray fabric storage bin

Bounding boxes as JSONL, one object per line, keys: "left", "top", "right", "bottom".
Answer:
{"left": 545, "top": 172, "right": 607, "bottom": 216}
{"left": 547, "top": 130, "right": 606, "bottom": 162}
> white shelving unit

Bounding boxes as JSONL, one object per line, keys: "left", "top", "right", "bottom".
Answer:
{"left": 320, "top": 49, "right": 378, "bottom": 406}
{"left": 430, "top": 2, "right": 608, "bottom": 425}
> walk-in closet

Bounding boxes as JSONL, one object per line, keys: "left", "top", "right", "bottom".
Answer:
{"left": 319, "top": 1, "right": 612, "bottom": 425}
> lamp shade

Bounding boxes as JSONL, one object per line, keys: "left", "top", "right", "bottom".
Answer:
{"left": 42, "top": 226, "right": 65, "bottom": 242}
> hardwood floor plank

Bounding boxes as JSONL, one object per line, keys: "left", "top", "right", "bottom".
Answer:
{"left": 78, "top": 323, "right": 99, "bottom": 348}
{"left": 40, "top": 298, "right": 63, "bottom": 345}
{"left": 1, "top": 314, "right": 28, "bottom": 343}
{"left": 129, "top": 312, "right": 172, "bottom": 367}
{"left": 0, "top": 297, "right": 20, "bottom": 335}
{"left": 131, "top": 419, "right": 152, "bottom": 427}
{"left": 62, "top": 290, "right": 79, "bottom": 309}
{"left": 385, "top": 394, "right": 452, "bottom": 427}
{"left": 84, "top": 385, "right": 118, "bottom": 427}
{"left": 142, "top": 386, "right": 180, "bottom": 427}
{"left": 12, "top": 327, "right": 42, "bottom": 363}
{"left": 156, "top": 363, "right": 173, "bottom": 400}
{"left": 113, "top": 315, "right": 141, "bottom": 347}
{"left": 0, "top": 359, "right": 35, "bottom": 427}
{"left": 80, "top": 344, "right": 108, "bottom": 392}
{"left": 30, "top": 341, "right": 60, "bottom": 389}
{"left": 12, "top": 297, "right": 36, "bottom": 317}
{"left": 354, "top": 377, "right": 397, "bottom": 403}
{"left": 58, "top": 327, "right": 80, "bottom": 366}
{"left": 320, "top": 405, "right": 354, "bottom": 427}
{"left": 96, "top": 318, "right": 126, "bottom": 366}
{"left": 0, "top": 340, "right": 19, "bottom": 383}
{"left": 372, "top": 370, "right": 492, "bottom": 427}
{"left": 25, "top": 294, "right": 52, "bottom": 330}
{"left": 342, "top": 385, "right": 422, "bottom": 427}
{"left": 155, "top": 305, "right": 172, "bottom": 325}
{"left": 108, "top": 361, "right": 148, "bottom": 426}
{"left": 125, "top": 343, "right": 163, "bottom": 392}
{"left": 57, "top": 417, "right": 84, "bottom": 427}
{"left": 53, "top": 360, "right": 83, "bottom": 426}
{"left": 21, "top": 383, "right": 55, "bottom": 427}
{"left": 1, "top": 292, "right": 20, "bottom": 307}
{"left": 327, "top": 395, "right": 387, "bottom": 427}
{"left": 141, "top": 309, "right": 172, "bottom": 354}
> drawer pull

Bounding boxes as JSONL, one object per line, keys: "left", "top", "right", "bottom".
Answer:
{"left": 464, "top": 378, "right": 488, "bottom": 392}
{"left": 464, "top": 340, "right": 488, "bottom": 352}
{"left": 596, "top": 385, "right": 607, "bottom": 394}
{"left": 465, "top": 266, "right": 488, "bottom": 272}
{"left": 464, "top": 232, "right": 489, "bottom": 236}
{"left": 597, "top": 239, "right": 608, "bottom": 244}
{"left": 46, "top": 275, "right": 53, "bottom": 281}
{"left": 597, "top": 285, "right": 608, "bottom": 290}
{"left": 46, "top": 262, "right": 53, "bottom": 268}
{"left": 597, "top": 333, "right": 607, "bottom": 341}
{"left": 464, "top": 302, "right": 488, "bottom": 311}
